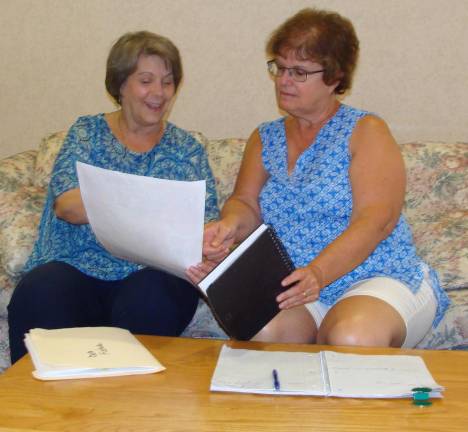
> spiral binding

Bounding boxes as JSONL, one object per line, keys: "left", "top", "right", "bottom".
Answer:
{"left": 267, "top": 226, "right": 295, "bottom": 272}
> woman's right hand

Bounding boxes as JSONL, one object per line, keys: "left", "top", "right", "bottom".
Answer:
{"left": 202, "top": 219, "right": 237, "bottom": 261}
{"left": 186, "top": 219, "right": 237, "bottom": 285}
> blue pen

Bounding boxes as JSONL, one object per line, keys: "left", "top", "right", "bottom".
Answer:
{"left": 272, "top": 369, "right": 280, "bottom": 391}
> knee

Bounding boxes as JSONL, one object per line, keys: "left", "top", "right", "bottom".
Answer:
{"left": 254, "top": 324, "right": 316, "bottom": 344}
{"left": 9, "top": 273, "right": 64, "bottom": 316}
{"left": 317, "top": 319, "right": 393, "bottom": 347}
{"left": 8, "top": 276, "right": 36, "bottom": 318}
{"left": 252, "top": 309, "right": 317, "bottom": 344}
{"left": 8, "top": 262, "right": 92, "bottom": 327}
{"left": 111, "top": 274, "right": 199, "bottom": 336}
{"left": 253, "top": 322, "right": 282, "bottom": 343}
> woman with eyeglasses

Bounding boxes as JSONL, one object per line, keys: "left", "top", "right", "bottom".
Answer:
{"left": 188, "top": 8, "right": 449, "bottom": 348}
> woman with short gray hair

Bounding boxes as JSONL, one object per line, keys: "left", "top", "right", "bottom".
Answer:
{"left": 8, "top": 31, "right": 219, "bottom": 363}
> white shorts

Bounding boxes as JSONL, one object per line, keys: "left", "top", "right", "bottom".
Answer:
{"left": 305, "top": 272, "right": 437, "bottom": 348}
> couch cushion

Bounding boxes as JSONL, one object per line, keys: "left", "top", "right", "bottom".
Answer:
{"left": 0, "top": 271, "right": 15, "bottom": 319}
{"left": 408, "top": 210, "right": 467, "bottom": 290}
{"left": 416, "top": 288, "right": 468, "bottom": 349}
{"left": 403, "top": 141, "right": 467, "bottom": 214}
{"left": 0, "top": 150, "right": 37, "bottom": 191}
{"left": 402, "top": 141, "right": 468, "bottom": 291}
{"left": 205, "top": 138, "right": 246, "bottom": 207}
{"left": 189, "top": 131, "right": 210, "bottom": 148}
{"left": 33, "top": 131, "right": 68, "bottom": 188}
{"left": 182, "top": 299, "right": 228, "bottom": 339}
{"left": 0, "top": 186, "right": 45, "bottom": 279}
{"left": 0, "top": 318, "right": 11, "bottom": 371}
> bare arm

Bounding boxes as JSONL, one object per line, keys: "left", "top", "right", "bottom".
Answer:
{"left": 203, "top": 129, "right": 269, "bottom": 255}
{"left": 221, "top": 129, "right": 269, "bottom": 238}
{"left": 279, "top": 115, "right": 406, "bottom": 307}
{"left": 53, "top": 188, "right": 89, "bottom": 224}
{"left": 187, "top": 129, "right": 269, "bottom": 283}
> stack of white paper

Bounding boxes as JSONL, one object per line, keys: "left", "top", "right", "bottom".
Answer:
{"left": 25, "top": 327, "right": 165, "bottom": 380}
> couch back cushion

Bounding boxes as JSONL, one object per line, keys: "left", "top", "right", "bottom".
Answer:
{"left": 401, "top": 141, "right": 467, "bottom": 290}
{"left": 33, "top": 131, "right": 68, "bottom": 188}
{"left": 205, "top": 138, "right": 246, "bottom": 207}
{"left": 402, "top": 141, "right": 467, "bottom": 216}
{"left": 0, "top": 186, "right": 45, "bottom": 280}
{"left": 0, "top": 150, "right": 37, "bottom": 192}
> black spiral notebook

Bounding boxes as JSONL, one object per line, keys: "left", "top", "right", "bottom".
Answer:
{"left": 198, "top": 224, "right": 295, "bottom": 340}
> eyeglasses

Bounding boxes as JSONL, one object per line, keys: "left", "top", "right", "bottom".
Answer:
{"left": 267, "top": 60, "right": 325, "bottom": 82}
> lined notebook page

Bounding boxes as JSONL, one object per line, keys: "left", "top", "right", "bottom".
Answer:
{"left": 211, "top": 345, "right": 325, "bottom": 395}
{"left": 323, "top": 351, "right": 443, "bottom": 398}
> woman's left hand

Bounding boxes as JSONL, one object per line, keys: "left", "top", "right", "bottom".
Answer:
{"left": 276, "top": 264, "right": 323, "bottom": 309}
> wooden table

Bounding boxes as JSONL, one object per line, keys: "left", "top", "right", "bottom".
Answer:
{"left": 0, "top": 336, "right": 467, "bottom": 431}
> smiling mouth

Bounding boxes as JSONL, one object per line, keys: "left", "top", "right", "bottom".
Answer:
{"left": 145, "top": 101, "right": 163, "bottom": 110}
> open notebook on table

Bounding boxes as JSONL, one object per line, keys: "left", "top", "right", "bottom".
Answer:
{"left": 211, "top": 345, "right": 444, "bottom": 398}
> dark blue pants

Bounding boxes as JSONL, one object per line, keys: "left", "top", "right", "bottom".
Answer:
{"left": 7, "top": 261, "right": 199, "bottom": 363}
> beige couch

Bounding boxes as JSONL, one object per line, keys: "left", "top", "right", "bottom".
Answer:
{"left": 0, "top": 131, "right": 467, "bottom": 372}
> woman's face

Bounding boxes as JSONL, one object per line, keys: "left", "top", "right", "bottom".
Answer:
{"left": 119, "top": 54, "right": 176, "bottom": 128}
{"left": 273, "top": 51, "right": 337, "bottom": 117}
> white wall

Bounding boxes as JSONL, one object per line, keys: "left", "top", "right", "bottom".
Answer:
{"left": 0, "top": 0, "right": 467, "bottom": 158}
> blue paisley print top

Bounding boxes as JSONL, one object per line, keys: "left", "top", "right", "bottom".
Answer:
{"left": 258, "top": 104, "right": 449, "bottom": 326}
{"left": 24, "top": 114, "right": 219, "bottom": 280}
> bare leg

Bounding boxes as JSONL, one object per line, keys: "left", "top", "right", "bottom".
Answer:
{"left": 317, "top": 295, "right": 406, "bottom": 348}
{"left": 252, "top": 306, "right": 318, "bottom": 344}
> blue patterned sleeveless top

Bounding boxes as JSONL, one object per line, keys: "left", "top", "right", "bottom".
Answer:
{"left": 24, "top": 114, "right": 219, "bottom": 281}
{"left": 258, "top": 104, "right": 449, "bottom": 326}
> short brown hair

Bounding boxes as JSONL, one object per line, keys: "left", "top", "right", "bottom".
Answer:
{"left": 266, "top": 8, "right": 359, "bottom": 94}
{"left": 105, "top": 31, "right": 183, "bottom": 104}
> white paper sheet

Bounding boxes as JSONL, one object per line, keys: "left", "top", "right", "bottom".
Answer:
{"left": 77, "top": 162, "right": 205, "bottom": 280}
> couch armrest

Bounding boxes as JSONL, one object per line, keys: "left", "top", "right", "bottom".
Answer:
{"left": 0, "top": 150, "right": 37, "bottom": 191}
{"left": 33, "top": 131, "right": 67, "bottom": 188}
{"left": 0, "top": 186, "right": 45, "bottom": 280}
